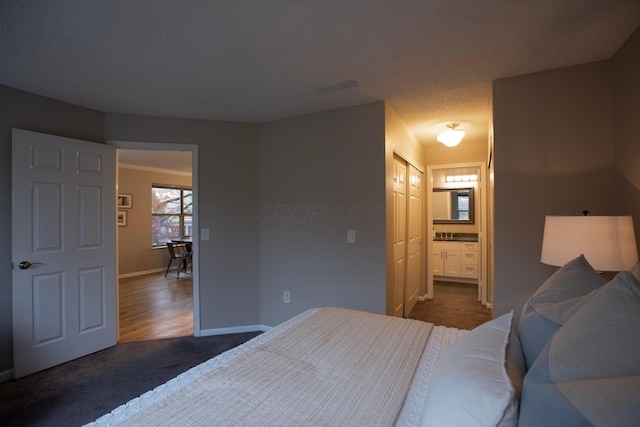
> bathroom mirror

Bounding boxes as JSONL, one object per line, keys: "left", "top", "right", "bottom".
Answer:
{"left": 432, "top": 187, "right": 474, "bottom": 224}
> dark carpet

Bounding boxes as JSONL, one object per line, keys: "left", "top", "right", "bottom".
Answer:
{"left": 0, "top": 332, "right": 261, "bottom": 427}
{"left": 408, "top": 282, "right": 493, "bottom": 330}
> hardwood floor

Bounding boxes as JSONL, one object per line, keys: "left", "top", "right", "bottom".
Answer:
{"left": 117, "top": 275, "right": 488, "bottom": 341}
{"left": 118, "top": 272, "right": 193, "bottom": 342}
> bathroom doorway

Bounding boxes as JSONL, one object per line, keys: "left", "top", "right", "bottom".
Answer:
{"left": 426, "top": 162, "right": 489, "bottom": 307}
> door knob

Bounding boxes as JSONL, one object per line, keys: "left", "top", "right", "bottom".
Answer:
{"left": 18, "top": 261, "right": 43, "bottom": 270}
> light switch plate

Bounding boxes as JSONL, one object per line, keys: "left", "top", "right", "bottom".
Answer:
{"left": 347, "top": 229, "right": 356, "bottom": 244}
{"left": 201, "top": 228, "right": 210, "bottom": 240}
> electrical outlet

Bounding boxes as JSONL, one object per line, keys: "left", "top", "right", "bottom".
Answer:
{"left": 283, "top": 291, "right": 291, "bottom": 304}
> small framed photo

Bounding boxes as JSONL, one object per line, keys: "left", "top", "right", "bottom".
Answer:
{"left": 117, "top": 211, "right": 127, "bottom": 226}
{"left": 118, "top": 194, "right": 132, "bottom": 209}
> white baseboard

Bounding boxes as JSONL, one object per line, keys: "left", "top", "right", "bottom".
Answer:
{"left": 118, "top": 268, "right": 165, "bottom": 279}
{"left": 485, "top": 303, "right": 493, "bottom": 309}
{"left": 200, "top": 324, "right": 272, "bottom": 336}
{"left": 0, "top": 368, "right": 14, "bottom": 384}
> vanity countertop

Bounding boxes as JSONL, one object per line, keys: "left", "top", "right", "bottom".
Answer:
{"left": 433, "top": 232, "right": 478, "bottom": 242}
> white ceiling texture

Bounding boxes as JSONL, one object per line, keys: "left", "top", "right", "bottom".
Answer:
{"left": 1, "top": 0, "right": 639, "bottom": 172}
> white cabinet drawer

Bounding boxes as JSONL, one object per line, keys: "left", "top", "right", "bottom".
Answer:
{"left": 460, "top": 264, "right": 478, "bottom": 278}
{"left": 461, "top": 242, "right": 478, "bottom": 251}
{"left": 461, "top": 251, "right": 478, "bottom": 264}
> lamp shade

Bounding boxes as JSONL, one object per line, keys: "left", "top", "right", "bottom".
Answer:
{"left": 541, "top": 215, "right": 638, "bottom": 271}
{"left": 436, "top": 123, "right": 464, "bottom": 147}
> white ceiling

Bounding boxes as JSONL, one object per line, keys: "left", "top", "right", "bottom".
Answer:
{"left": 1, "top": 0, "right": 639, "bottom": 153}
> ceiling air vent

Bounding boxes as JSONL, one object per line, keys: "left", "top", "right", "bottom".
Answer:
{"left": 313, "top": 78, "right": 360, "bottom": 94}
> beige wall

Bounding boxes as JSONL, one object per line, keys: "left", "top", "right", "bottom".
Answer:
{"left": 612, "top": 27, "right": 640, "bottom": 244}
{"left": 385, "top": 103, "right": 425, "bottom": 168}
{"left": 425, "top": 135, "right": 487, "bottom": 166}
{"left": 492, "top": 27, "right": 640, "bottom": 319}
{"left": 493, "top": 61, "right": 615, "bottom": 318}
{"left": 259, "top": 102, "right": 387, "bottom": 325}
{"left": 117, "top": 167, "right": 192, "bottom": 275}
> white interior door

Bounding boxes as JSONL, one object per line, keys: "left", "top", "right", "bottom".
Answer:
{"left": 12, "top": 129, "right": 117, "bottom": 378}
{"left": 405, "top": 165, "right": 422, "bottom": 315}
{"left": 392, "top": 157, "right": 407, "bottom": 317}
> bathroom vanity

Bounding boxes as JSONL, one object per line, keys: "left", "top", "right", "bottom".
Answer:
{"left": 432, "top": 234, "right": 479, "bottom": 280}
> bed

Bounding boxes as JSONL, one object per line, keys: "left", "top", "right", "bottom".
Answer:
{"left": 87, "top": 255, "right": 640, "bottom": 426}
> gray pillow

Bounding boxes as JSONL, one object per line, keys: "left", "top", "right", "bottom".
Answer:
{"left": 519, "top": 271, "right": 640, "bottom": 427}
{"left": 518, "top": 255, "right": 606, "bottom": 369}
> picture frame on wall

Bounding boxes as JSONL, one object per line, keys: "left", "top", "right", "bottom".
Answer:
{"left": 118, "top": 194, "right": 132, "bottom": 209}
{"left": 117, "top": 211, "right": 127, "bottom": 227}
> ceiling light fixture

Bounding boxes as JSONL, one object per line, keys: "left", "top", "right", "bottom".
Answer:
{"left": 437, "top": 123, "right": 465, "bottom": 147}
{"left": 446, "top": 174, "right": 478, "bottom": 183}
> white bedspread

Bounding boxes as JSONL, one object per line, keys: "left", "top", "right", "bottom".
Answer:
{"left": 89, "top": 307, "right": 434, "bottom": 426}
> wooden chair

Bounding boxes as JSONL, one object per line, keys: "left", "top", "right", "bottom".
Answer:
{"left": 181, "top": 242, "right": 193, "bottom": 274}
{"left": 164, "top": 242, "right": 190, "bottom": 278}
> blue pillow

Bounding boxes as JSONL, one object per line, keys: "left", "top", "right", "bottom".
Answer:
{"left": 519, "top": 271, "right": 640, "bottom": 426}
{"left": 518, "top": 255, "right": 605, "bottom": 369}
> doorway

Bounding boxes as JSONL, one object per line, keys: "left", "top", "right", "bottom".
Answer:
{"left": 426, "top": 162, "right": 488, "bottom": 307}
{"left": 111, "top": 141, "right": 200, "bottom": 341}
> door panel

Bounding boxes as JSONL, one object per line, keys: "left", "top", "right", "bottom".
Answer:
{"left": 79, "top": 267, "right": 106, "bottom": 332}
{"left": 12, "top": 129, "right": 116, "bottom": 378}
{"left": 405, "top": 165, "right": 422, "bottom": 315}
{"left": 33, "top": 272, "right": 64, "bottom": 345}
{"left": 392, "top": 158, "right": 407, "bottom": 317}
{"left": 78, "top": 185, "right": 104, "bottom": 247}
{"left": 33, "top": 182, "right": 63, "bottom": 251}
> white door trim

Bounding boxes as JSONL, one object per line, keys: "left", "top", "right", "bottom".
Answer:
{"left": 108, "top": 140, "right": 200, "bottom": 337}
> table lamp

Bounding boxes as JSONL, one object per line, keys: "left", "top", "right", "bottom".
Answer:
{"left": 541, "top": 215, "right": 638, "bottom": 271}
